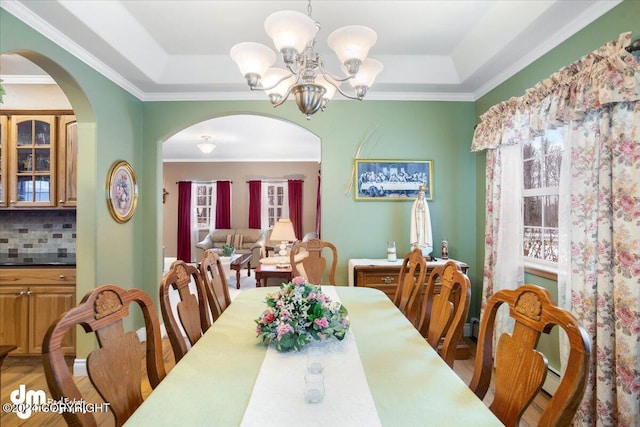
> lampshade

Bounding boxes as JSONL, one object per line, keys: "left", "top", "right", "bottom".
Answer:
{"left": 270, "top": 218, "right": 297, "bottom": 242}
{"left": 262, "top": 67, "right": 296, "bottom": 99}
{"left": 197, "top": 136, "right": 216, "bottom": 154}
{"left": 264, "top": 10, "right": 318, "bottom": 54}
{"left": 349, "top": 58, "right": 384, "bottom": 88}
{"left": 327, "top": 25, "right": 377, "bottom": 65}
{"left": 315, "top": 74, "right": 339, "bottom": 101}
{"left": 230, "top": 42, "right": 276, "bottom": 78}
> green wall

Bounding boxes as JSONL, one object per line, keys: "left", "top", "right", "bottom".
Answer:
{"left": 1, "top": 10, "right": 145, "bottom": 357}
{"left": 140, "top": 100, "right": 478, "bottom": 310}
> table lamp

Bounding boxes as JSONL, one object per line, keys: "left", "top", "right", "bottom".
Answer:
{"left": 270, "top": 218, "right": 297, "bottom": 268}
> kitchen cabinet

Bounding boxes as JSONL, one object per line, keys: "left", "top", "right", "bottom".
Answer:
{"left": 0, "top": 268, "right": 76, "bottom": 356}
{"left": 0, "top": 115, "right": 8, "bottom": 207}
{"left": 0, "top": 113, "right": 76, "bottom": 208}
{"left": 57, "top": 115, "right": 77, "bottom": 207}
{"left": 9, "top": 115, "right": 57, "bottom": 207}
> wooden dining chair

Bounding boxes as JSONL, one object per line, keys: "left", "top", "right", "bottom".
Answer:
{"left": 289, "top": 238, "right": 338, "bottom": 285}
{"left": 42, "top": 284, "right": 166, "bottom": 427}
{"left": 468, "top": 284, "right": 591, "bottom": 427}
{"left": 199, "top": 249, "right": 232, "bottom": 321}
{"left": 417, "top": 260, "right": 470, "bottom": 367}
{"left": 159, "top": 260, "right": 211, "bottom": 363}
{"left": 393, "top": 248, "right": 428, "bottom": 326}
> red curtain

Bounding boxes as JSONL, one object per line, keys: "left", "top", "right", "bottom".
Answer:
{"left": 316, "top": 174, "right": 321, "bottom": 237}
{"left": 215, "top": 181, "right": 231, "bottom": 229}
{"left": 177, "top": 181, "right": 192, "bottom": 262}
{"left": 248, "top": 180, "right": 262, "bottom": 229}
{"left": 288, "top": 180, "right": 303, "bottom": 240}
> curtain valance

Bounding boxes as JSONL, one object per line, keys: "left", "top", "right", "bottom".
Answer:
{"left": 471, "top": 32, "right": 640, "bottom": 151}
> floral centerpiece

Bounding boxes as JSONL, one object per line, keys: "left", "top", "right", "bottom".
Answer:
{"left": 255, "top": 276, "right": 350, "bottom": 352}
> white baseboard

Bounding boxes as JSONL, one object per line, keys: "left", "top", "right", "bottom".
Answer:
{"left": 542, "top": 367, "right": 560, "bottom": 396}
{"left": 463, "top": 322, "right": 471, "bottom": 337}
{"left": 73, "top": 358, "right": 87, "bottom": 377}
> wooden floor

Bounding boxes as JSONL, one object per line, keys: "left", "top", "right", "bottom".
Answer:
{"left": 0, "top": 338, "right": 549, "bottom": 426}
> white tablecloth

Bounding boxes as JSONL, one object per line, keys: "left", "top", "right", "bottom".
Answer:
{"left": 240, "top": 286, "right": 381, "bottom": 427}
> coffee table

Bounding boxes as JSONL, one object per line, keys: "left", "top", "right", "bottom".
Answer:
{"left": 230, "top": 252, "right": 253, "bottom": 289}
{"left": 255, "top": 264, "right": 294, "bottom": 288}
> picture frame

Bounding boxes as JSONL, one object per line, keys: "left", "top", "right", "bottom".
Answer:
{"left": 354, "top": 159, "right": 433, "bottom": 201}
{"left": 106, "top": 160, "right": 138, "bottom": 223}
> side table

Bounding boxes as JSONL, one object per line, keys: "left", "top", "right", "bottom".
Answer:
{"left": 255, "top": 264, "right": 293, "bottom": 288}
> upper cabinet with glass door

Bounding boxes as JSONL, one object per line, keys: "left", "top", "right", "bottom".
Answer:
{"left": 9, "top": 115, "right": 57, "bottom": 207}
{"left": 0, "top": 115, "right": 7, "bottom": 207}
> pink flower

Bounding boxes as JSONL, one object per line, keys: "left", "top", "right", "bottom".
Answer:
{"left": 256, "top": 325, "right": 262, "bottom": 334}
{"left": 618, "top": 251, "right": 636, "bottom": 268}
{"left": 618, "top": 306, "right": 636, "bottom": 331}
{"left": 314, "top": 317, "right": 329, "bottom": 329}
{"left": 276, "top": 323, "right": 294, "bottom": 339}
{"left": 292, "top": 276, "right": 307, "bottom": 285}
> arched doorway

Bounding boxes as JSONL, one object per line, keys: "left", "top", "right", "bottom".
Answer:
{"left": 161, "top": 114, "right": 321, "bottom": 264}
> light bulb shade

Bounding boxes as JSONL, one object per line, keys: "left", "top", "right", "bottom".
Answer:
{"left": 230, "top": 42, "right": 276, "bottom": 78}
{"left": 315, "top": 74, "right": 339, "bottom": 100}
{"left": 197, "top": 142, "right": 216, "bottom": 154}
{"left": 293, "top": 84, "right": 326, "bottom": 116}
{"left": 270, "top": 218, "right": 297, "bottom": 242}
{"left": 262, "top": 67, "right": 296, "bottom": 97}
{"left": 327, "top": 25, "right": 377, "bottom": 64}
{"left": 264, "top": 10, "right": 318, "bottom": 54}
{"left": 349, "top": 58, "right": 384, "bottom": 88}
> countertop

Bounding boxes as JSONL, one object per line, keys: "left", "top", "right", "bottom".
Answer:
{"left": 0, "top": 253, "right": 76, "bottom": 267}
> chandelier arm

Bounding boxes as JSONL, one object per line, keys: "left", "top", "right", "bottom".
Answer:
{"left": 251, "top": 72, "right": 297, "bottom": 92}
{"left": 270, "top": 83, "right": 296, "bottom": 108}
{"left": 318, "top": 67, "right": 355, "bottom": 84}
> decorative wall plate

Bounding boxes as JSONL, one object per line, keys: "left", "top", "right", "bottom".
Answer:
{"left": 106, "top": 160, "right": 138, "bottom": 223}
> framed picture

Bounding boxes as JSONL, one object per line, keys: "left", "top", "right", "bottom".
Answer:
{"left": 106, "top": 160, "right": 138, "bottom": 223}
{"left": 354, "top": 159, "right": 433, "bottom": 201}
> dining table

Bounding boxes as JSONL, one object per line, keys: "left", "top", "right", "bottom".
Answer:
{"left": 125, "top": 286, "right": 502, "bottom": 426}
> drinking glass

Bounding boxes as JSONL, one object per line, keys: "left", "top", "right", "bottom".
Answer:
{"left": 307, "top": 346, "right": 324, "bottom": 374}
{"left": 387, "top": 240, "right": 397, "bottom": 262}
{"left": 304, "top": 373, "right": 325, "bottom": 403}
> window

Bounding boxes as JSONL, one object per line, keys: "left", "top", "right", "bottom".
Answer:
{"left": 522, "top": 128, "right": 564, "bottom": 266}
{"left": 192, "top": 182, "right": 216, "bottom": 231}
{"left": 261, "top": 182, "right": 288, "bottom": 229}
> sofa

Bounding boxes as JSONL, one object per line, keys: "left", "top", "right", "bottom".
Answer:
{"left": 195, "top": 228, "right": 267, "bottom": 269}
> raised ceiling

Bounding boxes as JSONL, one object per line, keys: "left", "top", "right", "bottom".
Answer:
{"left": 0, "top": 1, "right": 621, "bottom": 162}
{"left": 1, "top": 0, "right": 621, "bottom": 101}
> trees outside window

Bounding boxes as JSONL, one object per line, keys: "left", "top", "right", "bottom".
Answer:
{"left": 522, "top": 128, "right": 563, "bottom": 265}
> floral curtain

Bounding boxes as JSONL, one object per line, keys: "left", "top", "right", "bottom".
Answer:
{"left": 471, "top": 33, "right": 640, "bottom": 425}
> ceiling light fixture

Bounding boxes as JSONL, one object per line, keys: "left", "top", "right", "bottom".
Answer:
{"left": 230, "top": 0, "right": 383, "bottom": 119}
{"left": 197, "top": 135, "right": 216, "bottom": 154}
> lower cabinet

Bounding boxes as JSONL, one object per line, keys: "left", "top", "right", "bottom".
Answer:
{"left": 0, "top": 268, "right": 76, "bottom": 356}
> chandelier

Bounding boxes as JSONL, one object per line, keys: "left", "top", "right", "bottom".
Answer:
{"left": 197, "top": 135, "right": 216, "bottom": 154}
{"left": 230, "top": 0, "right": 383, "bottom": 118}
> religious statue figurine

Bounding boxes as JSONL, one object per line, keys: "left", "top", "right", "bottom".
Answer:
{"left": 410, "top": 185, "right": 433, "bottom": 257}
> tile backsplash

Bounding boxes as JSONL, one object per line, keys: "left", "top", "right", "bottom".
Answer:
{"left": 0, "top": 210, "right": 76, "bottom": 256}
